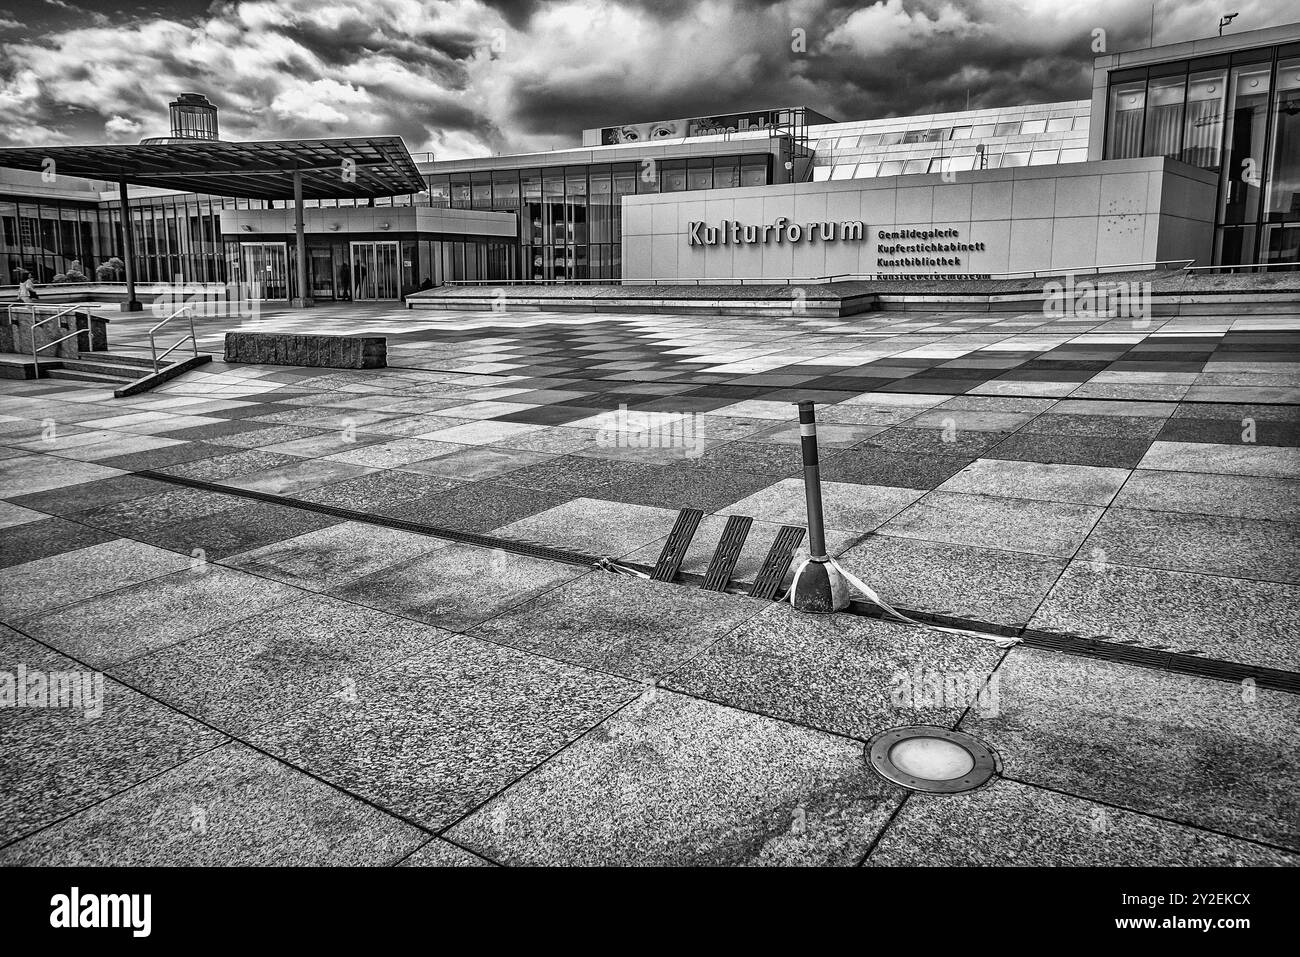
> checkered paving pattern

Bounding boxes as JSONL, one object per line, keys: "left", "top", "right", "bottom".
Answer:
{"left": 2, "top": 302, "right": 1298, "bottom": 866}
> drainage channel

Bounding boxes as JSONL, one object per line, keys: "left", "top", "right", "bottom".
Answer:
{"left": 134, "top": 468, "right": 1300, "bottom": 697}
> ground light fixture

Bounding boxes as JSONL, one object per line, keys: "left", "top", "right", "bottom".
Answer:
{"left": 866, "top": 727, "right": 1000, "bottom": 794}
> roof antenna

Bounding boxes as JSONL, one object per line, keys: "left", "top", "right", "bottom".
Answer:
{"left": 1218, "top": 12, "right": 1238, "bottom": 36}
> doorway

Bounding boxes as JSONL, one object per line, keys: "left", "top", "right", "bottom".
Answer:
{"left": 350, "top": 241, "right": 400, "bottom": 300}
{"left": 239, "top": 243, "right": 288, "bottom": 299}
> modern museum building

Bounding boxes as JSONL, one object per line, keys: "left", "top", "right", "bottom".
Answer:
{"left": 1, "top": 20, "right": 1297, "bottom": 302}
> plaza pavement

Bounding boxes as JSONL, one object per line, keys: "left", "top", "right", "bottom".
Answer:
{"left": 0, "top": 299, "right": 1297, "bottom": 866}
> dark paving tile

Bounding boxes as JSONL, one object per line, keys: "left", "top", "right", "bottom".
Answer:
{"left": 114, "top": 595, "right": 451, "bottom": 734}
{"left": 869, "top": 777, "right": 1295, "bottom": 866}
{"left": 447, "top": 690, "right": 905, "bottom": 866}
{"left": 144, "top": 500, "right": 342, "bottom": 560}
{"left": 963, "top": 648, "right": 1300, "bottom": 852}
{"left": 96, "top": 441, "right": 230, "bottom": 472}
{"left": 668, "top": 603, "right": 1004, "bottom": 739}
{"left": 17, "top": 566, "right": 303, "bottom": 668}
{"left": 859, "top": 427, "right": 1012, "bottom": 457}
{"left": 1084, "top": 507, "right": 1299, "bottom": 584}
{"left": 611, "top": 464, "right": 776, "bottom": 512}
{"left": 65, "top": 486, "right": 238, "bottom": 536}
{"left": 677, "top": 441, "right": 803, "bottom": 475}
{"left": 821, "top": 448, "right": 973, "bottom": 490}
{"left": 1012, "top": 412, "right": 1165, "bottom": 440}
{"left": 1030, "top": 560, "right": 1300, "bottom": 671}
{"left": 838, "top": 534, "right": 1067, "bottom": 626}
{"left": 1171, "top": 401, "right": 1299, "bottom": 423}
{"left": 401, "top": 446, "right": 552, "bottom": 482}
{"left": 471, "top": 572, "right": 761, "bottom": 680}
{"left": 161, "top": 419, "right": 278, "bottom": 443}
{"left": 987, "top": 433, "right": 1153, "bottom": 468}
{"left": 0, "top": 742, "right": 424, "bottom": 866}
{"left": 331, "top": 543, "right": 583, "bottom": 631}
{"left": 205, "top": 424, "right": 328, "bottom": 449}
{"left": 0, "top": 627, "right": 224, "bottom": 845}
{"left": 246, "top": 635, "right": 638, "bottom": 830}
{"left": 0, "top": 538, "right": 191, "bottom": 618}
{"left": 0, "top": 516, "right": 116, "bottom": 570}
{"left": 1157, "top": 416, "right": 1300, "bottom": 447}
{"left": 498, "top": 454, "right": 653, "bottom": 496}
{"left": 383, "top": 482, "right": 569, "bottom": 533}
{"left": 8, "top": 474, "right": 172, "bottom": 516}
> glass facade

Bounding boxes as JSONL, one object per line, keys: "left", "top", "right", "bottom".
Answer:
{"left": 1104, "top": 39, "right": 1300, "bottom": 266}
{"left": 424, "top": 153, "right": 771, "bottom": 281}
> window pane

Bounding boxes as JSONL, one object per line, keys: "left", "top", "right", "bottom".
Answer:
{"left": 902, "top": 158, "right": 928, "bottom": 173}
{"left": 714, "top": 157, "right": 740, "bottom": 188}
{"left": 878, "top": 160, "right": 904, "bottom": 176}
{"left": 1264, "top": 57, "right": 1300, "bottom": 221}
{"left": 1183, "top": 68, "right": 1228, "bottom": 169}
{"left": 993, "top": 122, "right": 1019, "bottom": 136}
{"left": 1000, "top": 151, "right": 1030, "bottom": 167}
{"left": 1060, "top": 147, "right": 1088, "bottom": 163}
{"left": 879, "top": 131, "right": 904, "bottom": 146}
{"left": 1106, "top": 81, "right": 1146, "bottom": 159}
{"left": 1029, "top": 149, "right": 1059, "bottom": 165}
{"left": 830, "top": 164, "right": 856, "bottom": 179}
{"left": 1218, "top": 63, "right": 1271, "bottom": 228}
{"left": 687, "top": 158, "right": 712, "bottom": 190}
{"left": 1020, "top": 118, "right": 1047, "bottom": 135}
{"left": 854, "top": 162, "right": 879, "bottom": 177}
{"left": 1144, "top": 75, "right": 1186, "bottom": 158}
{"left": 1047, "top": 117, "right": 1074, "bottom": 132}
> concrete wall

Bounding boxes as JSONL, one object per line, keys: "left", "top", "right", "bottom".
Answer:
{"left": 620, "top": 157, "right": 1217, "bottom": 281}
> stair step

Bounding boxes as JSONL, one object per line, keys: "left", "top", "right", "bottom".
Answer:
{"left": 84, "top": 352, "right": 159, "bottom": 368}
{"left": 58, "top": 360, "right": 150, "bottom": 378}
{"left": 43, "top": 369, "right": 132, "bottom": 384}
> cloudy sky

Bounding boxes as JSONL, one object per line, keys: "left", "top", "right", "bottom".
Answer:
{"left": 0, "top": 0, "right": 1295, "bottom": 158}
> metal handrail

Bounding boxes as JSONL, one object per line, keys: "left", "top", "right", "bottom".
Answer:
{"left": 1185, "top": 261, "right": 1300, "bottom": 272}
{"left": 148, "top": 306, "right": 198, "bottom": 373}
{"left": 27, "top": 304, "right": 86, "bottom": 378}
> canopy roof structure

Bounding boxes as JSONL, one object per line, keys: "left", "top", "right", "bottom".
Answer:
{"left": 0, "top": 136, "right": 426, "bottom": 200}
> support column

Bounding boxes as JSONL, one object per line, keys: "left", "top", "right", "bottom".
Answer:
{"left": 291, "top": 170, "right": 313, "bottom": 308}
{"left": 118, "top": 178, "right": 142, "bottom": 312}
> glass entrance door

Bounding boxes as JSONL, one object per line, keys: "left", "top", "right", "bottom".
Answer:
{"left": 239, "top": 242, "right": 288, "bottom": 299}
{"left": 350, "top": 241, "right": 400, "bottom": 300}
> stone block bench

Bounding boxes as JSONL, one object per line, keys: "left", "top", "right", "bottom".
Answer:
{"left": 223, "top": 332, "right": 386, "bottom": 368}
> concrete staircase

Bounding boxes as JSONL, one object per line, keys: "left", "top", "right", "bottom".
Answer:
{"left": 40, "top": 352, "right": 160, "bottom": 385}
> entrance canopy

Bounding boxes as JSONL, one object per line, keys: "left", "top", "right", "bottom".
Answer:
{"left": 0, "top": 136, "right": 426, "bottom": 200}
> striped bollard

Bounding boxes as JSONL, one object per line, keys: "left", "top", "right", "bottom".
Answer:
{"left": 789, "top": 400, "right": 850, "bottom": 613}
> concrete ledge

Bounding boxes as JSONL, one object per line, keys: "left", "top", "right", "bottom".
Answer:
{"left": 114, "top": 354, "right": 213, "bottom": 398}
{"left": 223, "top": 332, "right": 386, "bottom": 368}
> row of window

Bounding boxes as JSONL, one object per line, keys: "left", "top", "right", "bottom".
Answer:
{"left": 811, "top": 116, "right": 1088, "bottom": 152}
{"left": 811, "top": 148, "right": 1089, "bottom": 181}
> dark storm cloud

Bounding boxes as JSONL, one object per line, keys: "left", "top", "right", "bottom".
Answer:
{"left": 1, "top": 0, "right": 1296, "bottom": 154}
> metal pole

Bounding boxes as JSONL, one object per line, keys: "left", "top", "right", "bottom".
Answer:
{"left": 118, "top": 178, "right": 141, "bottom": 312}
{"left": 292, "top": 170, "right": 312, "bottom": 308}
{"left": 797, "top": 400, "right": 828, "bottom": 560}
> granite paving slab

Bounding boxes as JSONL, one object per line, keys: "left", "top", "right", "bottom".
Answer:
{"left": 611, "top": 464, "right": 777, "bottom": 513}
{"left": 330, "top": 543, "right": 583, "bottom": 632}
{"left": 1018, "top": 412, "right": 1167, "bottom": 439}
{"left": 0, "top": 539, "right": 192, "bottom": 618}
{"left": 962, "top": 648, "right": 1300, "bottom": 852}
{"left": 0, "top": 501, "right": 42, "bottom": 529}
{"left": 1030, "top": 560, "right": 1300, "bottom": 671}
{"left": 399, "top": 446, "right": 554, "bottom": 482}
{"left": 256, "top": 431, "right": 391, "bottom": 458}
{"left": 94, "top": 441, "right": 232, "bottom": 472}
{"left": 159, "top": 449, "right": 301, "bottom": 482}
{"left": 383, "top": 482, "right": 569, "bottom": 533}
{"left": 1082, "top": 507, "right": 1300, "bottom": 584}
{"left": 667, "top": 603, "right": 1004, "bottom": 740}
{"left": 937, "top": 458, "right": 1130, "bottom": 506}
{"left": 0, "top": 627, "right": 224, "bottom": 845}
{"left": 493, "top": 498, "right": 680, "bottom": 558}
{"left": 0, "top": 454, "right": 123, "bottom": 498}
{"left": 16, "top": 565, "right": 303, "bottom": 668}
{"left": 320, "top": 437, "right": 459, "bottom": 469}
{"left": 470, "top": 572, "right": 761, "bottom": 680}
{"left": 0, "top": 517, "right": 117, "bottom": 570}
{"left": 858, "top": 426, "right": 1012, "bottom": 457}
{"left": 246, "top": 635, "right": 638, "bottom": 830}
{"left": 868, "top": 778, "right": 1295, "bottom": 866}
{"left": 446, "top": 690, "right": 905, "bottom": 867}
{"left": 1110, "top": 470, "right": 1300, "bottom": 522}
{"left": 295, "top": 470, "right": 459, "bottom": 511}
{"left": 7, "top": 474, "right": 172, "bottom": 516}
{"left": 1137, "top": 440, "right": 1300, "bottom": 478}
{"left": 218, "top": 458, "right": 378, "bottom": 495}
{"left": 881, "top": 491, "right": 1103, "bottom": 558}
{"left": 224, "top": 521, "right": 444, "bottom": 592}
{"left": 720, "top": 478, "right": 922, "bottom": 533}
{"left": 0, "top": 742, "right": 424, "bottom": 866}
{"left": 144, "top": 500, "right": 343, "bottom": 560}
{"left": 66, "top": 486, "right": 238, "bottom": 536}
{"left": 1158, "top": 416, "right": 1300, "bottom": 447}
{"left": 114, "top": 595, "right": 452, "bottom": 734}
{"left": 399, "top": 839, "right": 494, "bottom": 867}
{"left": 837, "top": 534, "right": 1067, "bottom": 626}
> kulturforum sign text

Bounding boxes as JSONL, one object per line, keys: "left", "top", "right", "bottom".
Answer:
{"left": 687, "top": 219, "right": 865, "bottom": 245}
